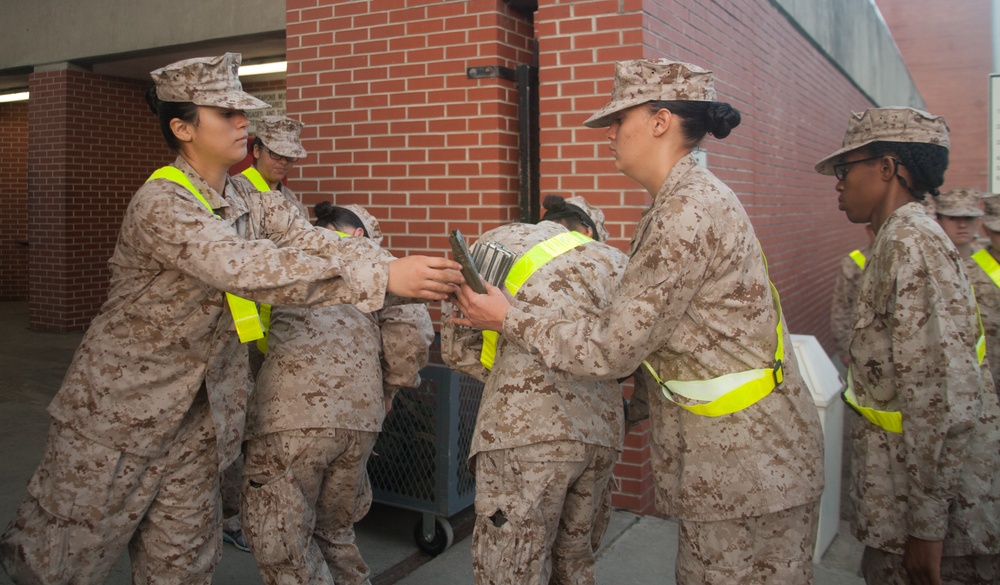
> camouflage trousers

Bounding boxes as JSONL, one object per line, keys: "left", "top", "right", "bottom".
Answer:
{"left": 241, "top": 429, "right": 378, "bottom": 585}
{"left": 472, "top": 441, "right": 618, "bottom": 585}
{"left": 861, "top": 545, "right": 1000, "bottom": 584}
{"left": 0, "top": 392, "right": 221, "bottom": 585}
{"left": 676, "top": 500, "right": 819, "bottom": 585}
{"left": 221, "top": 458, "right": 244, "bottom": 532}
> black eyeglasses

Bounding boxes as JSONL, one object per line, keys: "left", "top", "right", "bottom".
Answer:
{"left": 261, "top": 145, "right": 299, "bottom": 164}
{"left": 832, "top": 156, "right": 884, "bottom": 181}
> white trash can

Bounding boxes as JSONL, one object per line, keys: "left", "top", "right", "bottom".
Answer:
{"left": 790, "top": 334, "right": 846, "bottom": 561}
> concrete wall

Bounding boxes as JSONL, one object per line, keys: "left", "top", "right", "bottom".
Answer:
{"left": 773, "top": 0, "right": 924, "bottom": 108}
{"left": 1, "top": 0, "right": 284, "bottom": 70}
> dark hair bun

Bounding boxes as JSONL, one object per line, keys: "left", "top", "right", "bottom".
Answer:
{"left": 542, "top": 194, "right": 567, "bottom": 213}
{"left": 706, "top": 102, "right": 741, "bottom": 139}
{"left": 314, "top": 200, "right": 335, "bottom": 221}
{"left": 144, "top": 84, "right": 160, "bottom": 116}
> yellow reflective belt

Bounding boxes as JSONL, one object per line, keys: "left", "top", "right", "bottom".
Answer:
{"left": 146, "top": 167, "right": 264, "bottom": 344}
{"left": 841, "top": 367, "right": 903, "bottom": 434}
{"left": 641, "top": 247, "right": 784, "bottom": 417}
{"left": 849, "top": 249, "right": 866, "bottom": 270}
{"left": 479, "top": 231, "right": 593, "bottom": 369}
{"left": 971, "top": 284, "right": 987, "bottom": 365}
{"left": 240, "top": 166, "right": 272, "bottom": 193}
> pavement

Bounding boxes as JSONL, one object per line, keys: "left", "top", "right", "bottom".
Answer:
{"left": 0, "top": 301, "right": 865, "bottom": 584}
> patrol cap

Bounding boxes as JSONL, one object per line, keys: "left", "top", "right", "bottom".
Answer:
{"left": 935, "top": 188, "right": 984, "bottom": 218}
{"left": 151, "top": 53, "right": 269, "bottom": 110}
{"left": 815, "top": 107, "right": 950, "bottom": 175}
{"left": 255, "top": 116, "right": 308, "bottom": 159}
{"left": 565, "top": 195, "right": 610, "bottom": 242}
{"left": 341, "top": 204, "right": 384, "bottom": 245}
{"left": 982, "top": 194, "right": 1000, "bottom": 232}
{"left": 584, "top": 59, "right": 716, "bottom": 128}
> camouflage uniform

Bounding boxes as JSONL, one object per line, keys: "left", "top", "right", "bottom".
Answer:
{"left": 442, "top": 216, "right": 628, "bottom": 585}
{"left": 966, "top": 248, "right": 1000, "bottom": 394}
{"left": 845, "top": 202, "right": 1000, "bottom": 580}
{"left": 0, "top": 54, "right": 395, "bottom": 585}
{"left": 499, "top": 156, "right": 824, "bottom": 583}
{"left": 242, "top": 206, "right": 433, "bottom": 585}
{"left": 830, "top": 245, "right": 870, "bottom": 358}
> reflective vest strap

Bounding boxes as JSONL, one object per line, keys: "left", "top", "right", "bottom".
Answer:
{"left": 971, "top": 284, "right": 987, "bottom": 365}
{"left": 504, "top": 232, "right": 593, "bottom": 296}
{"left": 479, "top": 231, "right": 593, "bottom": 370}
{"left": 849, "top": 249, "right": 866, "bottom": 270}
{"left": 146, "top": 167, "right": 264, "bottom": 343}
{"left": 972, "top": 249, "right": 1000, "bottom": 289}
{"left": 841, "top": 370, "right": 903, "bottom": 434}
{"left": 256, "top": 303, "right": 272, "bottom": 354}
{"left": 240, "top": 167, "right": 272, "bottom": 193}
{"left": 641, "top": 247, "right": 785, "bottom": 418}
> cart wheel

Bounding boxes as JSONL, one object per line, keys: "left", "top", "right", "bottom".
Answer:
{"left": 413, "top": 517, "right": 454, "bottom": 556}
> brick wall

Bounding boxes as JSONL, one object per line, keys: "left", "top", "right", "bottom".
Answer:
{"left": 0, "top": 101, "right": 29, "bottom": 301}
{"left": 27, "top": 69, "right": 170, "bottom": 331}
{"left": 877, "top": 0, "right": 992, "bottom": 192}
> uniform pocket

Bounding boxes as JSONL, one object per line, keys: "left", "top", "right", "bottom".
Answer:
{"left": 241, "top": 472, "right": 313, "bottom": 566}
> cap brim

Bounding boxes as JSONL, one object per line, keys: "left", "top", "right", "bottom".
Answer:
{"left": 269, "top": 145, "right": 308, "bottom": 159}
{"left": 983, "top": 218, "right": 1000, "bottom": 231}
{"left": 938, "top": 208, "right": 984, "bottom": 218}
{"left": 814, "top": 141, "right": 877, "bottom": 175}
{"left": 584, "top": 96, "right": 650, "bottom": 128}
{"left": 194, "top": 91, "right": 270, "bottom": 110}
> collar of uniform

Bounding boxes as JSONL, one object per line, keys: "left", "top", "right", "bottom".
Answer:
{"left": 171, "top": 155, "right": 231, "bottom": 214}
{"left": 653, "top": 153, "right": 699, "bottom": 205}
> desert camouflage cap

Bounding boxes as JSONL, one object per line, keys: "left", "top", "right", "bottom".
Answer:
{"left": 564, "top": 195, "right": 610, "bottom": 242}
{"left": 936, "top": 188, "right": 984, "bottom": 218}
{"left": 584, "top": 59, "right": 716, "bottom": 128}
{"left": 151, "top": 53, "right": 269, "bottom": 110}
{"left": 815, "top": 107, "right": 949, "bottom": 175}
{"left": 255, "top": 116, "right": 308, "bottom": 159}
{"left": 982, "top": 195, "right": 1000, "bottom": 231}
{"left": 340, "top": 204, "right": 384, "bottom": 245}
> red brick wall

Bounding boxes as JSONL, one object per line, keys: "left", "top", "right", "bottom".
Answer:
{"left": 27, "top": 69, "right": 170, "bottom": 331}
{"left": 877, "top": 0, "right": 992, "bottom": 192}
{"left": 0, "top": 101, "right": 29, "bottom": 301}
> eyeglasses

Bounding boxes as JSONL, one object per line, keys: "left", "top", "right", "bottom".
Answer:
{"left": 261, "top": 145, "right": 298, "bottom": 164}
{"left": 832, "top": 156, "right": 884, "bottom": 181}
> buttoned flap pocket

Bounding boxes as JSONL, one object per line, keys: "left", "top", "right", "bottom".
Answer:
{"left": 850, "top": 303, "right": 898, "bottom": 405}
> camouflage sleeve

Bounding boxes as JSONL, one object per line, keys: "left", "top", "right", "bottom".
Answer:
{"left": 378, "top": 303, "right": 434, "bottom": 400}
{"left": 502, "top": 194, "right": 710, "bottom": 380}
{"left": 130, "top": 184, "right": 391, "bottom": 313}
{"left": 440, "top": 300, "right": 491, "bottom": 383}
{"left": 830, "top": 256, "right": 859, "bottom": 356}
{"left": 890, "top": 240, "right": 981, "bottom": 540}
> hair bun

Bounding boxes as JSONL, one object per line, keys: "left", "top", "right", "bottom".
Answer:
{"left": 314, "top": 200, "right": 335, "bottom": 220}
{"left": 144, "top": 85, "right": 160, "bottom": 116}
{"left": 706, "top": 102, "right": 741, "bottom": 139}
{"left": 543, "top": 194, "right": 567, "bottom": 213}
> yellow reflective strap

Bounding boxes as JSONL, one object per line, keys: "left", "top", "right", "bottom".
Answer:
{"left": 971, "top": 284, "right": 987, "bottom": 365}
{"left": 240, "top": 166, "right": 272, "bottom": 193}
{"left": 972, "top": 249, "right": 1000, "bottom": 289}
{"left": 849, "top": 249, "right": 866, "bottom": 270}
{"left": 641, "top": 245, "right": 784, "bottom": 417}
{"left": 479, "top": 231, "right": 593, "bottom": 369}
{"left": 842, "top": 368, "right": 903, "bottom": 434}
{"left": 335, "top": 231, "right": 350, "bottom": 238}
{"left": 480, "top": 330, "right": 499, "bottom": 369}
{"left": 504, "top": 231, "right": 593, "bottom": 296}
{"left": 147, "top": 167, "right": 264, "bottom": 343}
{"left": 256, "top": 303, "right": 272, "bottom": 354}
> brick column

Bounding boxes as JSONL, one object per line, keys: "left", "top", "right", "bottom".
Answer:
{"left": 27, "top": 64, "right": 168, "bottom": 331}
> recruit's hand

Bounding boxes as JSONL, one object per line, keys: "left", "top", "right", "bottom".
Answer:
{"left": 903, "top": 536, "right": 943, "bottom": 585}
{"left": 387, "top": 256, "right": 463, "bottom": 301}
{"left": 449, "top": 281, "right": 510, "bottom": 331}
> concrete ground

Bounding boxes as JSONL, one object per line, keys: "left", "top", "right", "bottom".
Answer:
{"left": 0, "top": 301, "right": 864, "bottom": 584}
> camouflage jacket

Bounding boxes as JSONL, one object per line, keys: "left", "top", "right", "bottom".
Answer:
{"left": 964, "top": 246, "right": 1000, "bottom": 395}
{"left": 848, "top": 202, "right": 1000, "bottom": 554}
{"left": 230, "top": 172, "right": 308, "bottom": 218}
{"left": 502, "top": 155, "right": 824, "bottom": 522}
{"left": 830, "top": 246, "right": 869, "bottom": 357}
{"left": 441, "top": 221, "right": 628, "bottom": 458}
{"left": 47, "top": 156, "right": 393, "bottom": 471}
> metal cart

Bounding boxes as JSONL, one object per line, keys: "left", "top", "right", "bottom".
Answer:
{"left": 367, "top": 363, "right": 483, "bottom": 555}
